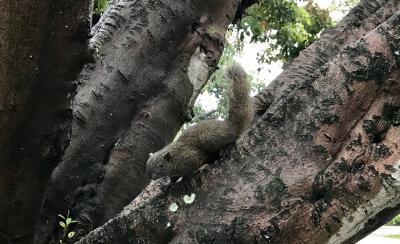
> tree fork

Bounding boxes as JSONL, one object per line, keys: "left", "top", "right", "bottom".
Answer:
{"left": 36, "top": 0, "right": 244, "bottom": 242}
{"left": 78, "top": 9, "right": 400, "bottom": 244}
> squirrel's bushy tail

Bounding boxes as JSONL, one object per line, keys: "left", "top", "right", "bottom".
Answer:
{"left": 225, "top": 63, "right": 253, "bottom": 133}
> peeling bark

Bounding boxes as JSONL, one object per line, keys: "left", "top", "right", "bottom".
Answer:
{"left": 78, "top": 6, "right": 400, "bottom": 244}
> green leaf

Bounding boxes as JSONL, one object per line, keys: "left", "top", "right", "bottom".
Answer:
{"left": 66, "top": 218, "right": 72, "bottom": 225}
{"left": 59, "top": 221, "right": 66, "bottom": 228}
{"left": 58, "top": 214, "right": 65, "bottom": 219}
{"left": 238, "top": 0, "right": 332, "bottom": 65}
{"left": 95, "top": 0, "right": 108, "bottom": 14}
{"left": 68, "top": 232, "right": 75, "bottom": 238}
{"left": 169, "top": 202, "right": 178, "bottom": 212}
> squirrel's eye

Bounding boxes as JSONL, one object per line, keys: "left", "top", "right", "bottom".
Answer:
{"left": 158, "top": 163, "right": 164, "bottom": 168}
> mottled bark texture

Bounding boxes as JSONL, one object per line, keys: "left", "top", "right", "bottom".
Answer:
{"left": 255, "top": 0, "right": 399, "bottom": 115}
{"left": 35, "top": 0, "right": 242, "bottom": 243}
{"left": 78, "top": 3, "right": 400, "bottom": 244}
{"left": 0, "top": 0, "right": 92, "bottom": 243}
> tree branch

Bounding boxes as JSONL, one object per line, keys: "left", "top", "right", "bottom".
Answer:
{"left": 36, "top": 0, "right": 245, "bottom": 242}
{"left": 79, "top": 9, "right": 400, "bottom": 244}
{"left": 254, "top": 0, "right": 400, "bottom": 115}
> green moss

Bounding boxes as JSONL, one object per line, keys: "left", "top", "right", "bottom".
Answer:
{"left": 267, "top": 177, "right": 287, "bottom": 195}
{"left": 206, "top": 26, "right": 220, "bottom": 38}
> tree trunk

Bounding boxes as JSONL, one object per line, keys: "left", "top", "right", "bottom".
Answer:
{"left": 35, "top": 0, "right": 246, "bottom": 243}
{"left": 0, "top": 1, "right": 92, "bottom": 243}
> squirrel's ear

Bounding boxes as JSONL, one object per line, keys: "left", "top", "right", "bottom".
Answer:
{"left": 163, "top": 152, "right": 173, "bottom": 162}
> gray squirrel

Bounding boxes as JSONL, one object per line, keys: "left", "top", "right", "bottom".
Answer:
{"left": 146, "top": 63, "right": 254, "bottom": 179}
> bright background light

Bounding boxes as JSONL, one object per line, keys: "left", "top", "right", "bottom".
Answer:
{"left": 198, "top": 0, "right": 344, "bottom": 111}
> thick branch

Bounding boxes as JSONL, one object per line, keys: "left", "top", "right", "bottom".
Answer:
{"left": 254, "top": 0, "right": 400, "bottom": 115}
{"left": 96, "top": 1, "right": 241, "bottom": 224}
{"left": 79, "top": 9, "right": 400, "bottom": 244}
{"left": 36, "top": 0, "right": 243, "bottom": 242}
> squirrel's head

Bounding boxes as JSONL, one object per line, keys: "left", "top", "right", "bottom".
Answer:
{"left": 146, "top": 143, "right": 201, "bottom": 180}
{"left": 146, "top": 148, "right": 176, "bottom": 180}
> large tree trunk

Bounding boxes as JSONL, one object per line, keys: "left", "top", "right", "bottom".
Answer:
{"left": 0, "top": 1, "right": 92, "bottom": 243}
{"left": 1, "top": 0, "right": 400, "bottom": 243}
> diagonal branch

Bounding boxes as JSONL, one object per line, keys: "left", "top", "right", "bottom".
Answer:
{"left": 254, "top": 0, "right": 400, "bottom": 115}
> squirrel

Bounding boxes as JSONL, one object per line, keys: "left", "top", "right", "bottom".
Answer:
{"left": 146, "top": 63, "right": 254, "bottom": 180}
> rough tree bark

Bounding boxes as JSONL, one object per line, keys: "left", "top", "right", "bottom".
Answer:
{"left": 0, "top": 1, "right": 92, "bottom": 243}
{"left": 74, "top": 1, "right": 400, "bottom": 243}
{"left": 81, "top": 14, "right": 400, "bottom": 244}
{"left": 35, "top": 0, "right": 248, "bottom": 243}
{"left": 1, "top": 0, "right": 400, "bottom": 243}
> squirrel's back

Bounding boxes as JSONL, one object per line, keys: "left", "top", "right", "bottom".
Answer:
{"left": 146, "top": 63, "right": 253, "bottom": 179}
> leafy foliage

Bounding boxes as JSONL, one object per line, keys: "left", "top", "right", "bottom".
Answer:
{"left": 58, "top": 211, "right": 77, "bottom": 243}
{"left": 92, "top": 0, "right": 108, "bottom": 25}
{"left": 94, "top": 0, "right": 108, "bottom": 15}
{"left": 238, "top": 0, "right": 332, "bottom": 65}
{"left": 329, "top": 0, "right": 360, "bottom": 18}
{"left": 387, "top": 214, "right": 400, "bottom": 226}
{"left": 193, "top": 1, "right": 334, "bottom": 121}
